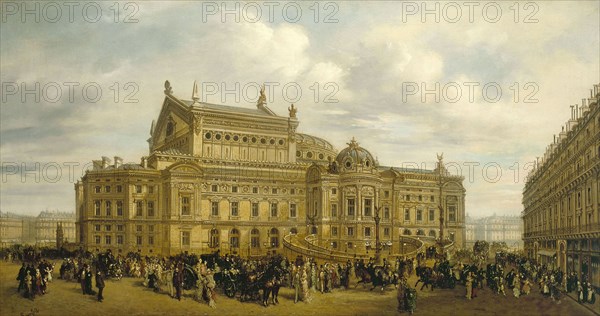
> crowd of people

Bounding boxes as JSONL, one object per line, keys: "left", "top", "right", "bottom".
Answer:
{"left": 16, "top": 260, "right": 54, "bottom": 300}
{"left": 8, "top": 247, "right": 597, "bottom": 313}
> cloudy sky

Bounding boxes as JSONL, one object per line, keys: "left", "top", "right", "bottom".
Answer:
{"left": 1, "top": 1, "right": 599, "bottom": 217}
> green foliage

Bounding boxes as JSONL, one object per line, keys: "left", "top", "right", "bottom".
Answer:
{"left": 490, "top": 242, "right": 508, "bottom": 253}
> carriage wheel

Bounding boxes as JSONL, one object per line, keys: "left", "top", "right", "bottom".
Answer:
{"left": 224, "top": 283, "right": 236, "bottom": 298}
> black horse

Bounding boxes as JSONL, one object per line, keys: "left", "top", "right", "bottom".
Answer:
{"left": 415, "top": 266, "right": 435, "bottom": 291}
{"left": 260, "top": 266, "right": 284, "bottom": 307}
{"left": 355, "top": 266, "right": 396, "bottom": 291}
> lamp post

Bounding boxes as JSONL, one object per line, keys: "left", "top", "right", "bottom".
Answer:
{"left": 436, "top": 153, "right": 447, "bottom": 258}
{"left": 374, "top": 205, "right": 383, "bottom": 265}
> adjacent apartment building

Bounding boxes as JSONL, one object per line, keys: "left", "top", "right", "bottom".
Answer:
{"left": 522, "top": 83, "right": 600, "bottom": 288}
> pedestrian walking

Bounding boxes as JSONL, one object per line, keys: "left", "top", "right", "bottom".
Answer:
{"left": 465, "top": 272, "right": 473, "bottom": 300}
{"left": 96, "top": 271, "right": 105, "bottom": 302}
{"left": 294, "top": 269, "right": 301, "bottom": 303}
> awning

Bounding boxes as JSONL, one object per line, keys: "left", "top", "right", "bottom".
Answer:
{"left": 537, "top": 250, "right": 556, "bottom": 256}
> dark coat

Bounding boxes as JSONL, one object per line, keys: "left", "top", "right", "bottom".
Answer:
{"left": 96, "top": 273, "right": 105, "bottom": 289}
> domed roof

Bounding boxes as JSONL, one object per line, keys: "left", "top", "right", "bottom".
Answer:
{"left": 335, "top": 137, "right": 376, "bottom": 170}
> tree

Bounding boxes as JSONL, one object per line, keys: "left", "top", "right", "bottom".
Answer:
{"left": 490, "top": 241, "right": 508, "bottom": 254}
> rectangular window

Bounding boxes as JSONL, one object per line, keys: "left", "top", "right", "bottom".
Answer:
{"left": 147, "top": 201, "right": 155, "bottom": 217}
{"left": 429, "top": 209, "right": 435, "bottom": 222}
{"left": 290, "top": 188, "right": 296, "bottom": 195}
{"left": 95, "top": 201, "right": 101, "bottom": 216}
{"left": 148, "top": 236, "right": 154, "bottom": 245}
{"left": 417, "top": 209, "right": 423, "bottom": 221}
{"left": 210, "top": 201, "right": 219, "bottom": 216}
{"left": 105, "top": 185, "right": 111, "bottom": 193}
{"left": 404, "top": 208, "right": 410, "bottom": 221}
{"left": 211, "top": 184, "right": 218, "bottom": 192}
{"left": 331, "top": 204, "right": 338, "bottom": 218}
{"left": 135, "top": 185, "right": 142, "bottom": 193}
{"left": 253, "top": 187, "right": 258, "bottom": 194}
{"left": 364, "top": 227, "right": 371, "bottom": 237}
{"left": 105, "top": 225, "right": 111, "bottom": 231}
{"left": 148, "top": 225, "right": 154, "bottom": 232}
{"left": 430, "top": 195, "right": 435, "bottom": 202}
{"left": 332, "top": 188, "right": 337, "bottom": 195}
{"left": 232, "top": 186, "right": 238, "bottom": 193}
{"left": 95, "top": 186, "right": 101, "bottom": 193}
{"left": 364, "top": 198, "right": 372, "bottom": 216}
{"left": 181, "top": 197, "right": 190, "bottom": 216}
{"left": 105, "top": 201, "right": 112, "bottom": 216}
{"left": 181, "top": 231, "right": 190, "bottom": 246}
{"left": 384, "top": 207, "right": 390, "bottom": 219}
{"left": 136, "top": 236, "right": 142, "bottom": 246}
{"left": 405, "top": 195, "right": 410, "bottom": 201}
{"left": 136, "top": 225, "right": 143, "bottom": 232}
{"left": 347, "top": 227, "right": 354, "bottom": 236}
{"left": 332, "top": 227, "right": 338, "bottom": 236}
{"left": 270, "top": 203, "right": 278, "bottom": 217}
{"left": 251, "top": 202, "right": 259, "bottom": 217}
{"left": 95, "top": 224, "right": 101, "bottom": 231}
{"left": 105, "top": 235, "right": 111, "bottom": 245}
{"left": 384, "top": 191, "right": 389, "bottom": 198}
{"left": 117, "top": 201, "right": 123, "bottom": 216}
{"left": 148, "top": 185, "right": 154, "bottom": 194}
{"left": 418, "top": 195, "right": 422, "bottom": 201}
{"left": 289, "top": 203, "right": 297, "bottom": 218}
{"left": 384, "top": 227, "right": 390, "bottom": 237}
{"left": 231, "top": 201, "right": 239, "bottom": 216}
{"left": 116, "top": 185, "right": 122, "bottom": 193}
{"left": 272, "top": 188, "right": 278, "bottom": 194}
{"left": 588, "top": 187, "right": 592, "bottom": 204}
{"left": 347, "top": 199, "right": 355, "bottom": 216}
{"left": 136, "top": 200, "right": 143, "bottom": 216}
{"left": 95, "top": 235, "right": 101, "bottom": 244}
{"left": 117, "top": 225, "right": 124, "bottom": 232}
{"left": 448, "top": 206, "right": 456, "bottom": 222}
{"left": 117, "top": 235, "right": 123, "bottom": 245}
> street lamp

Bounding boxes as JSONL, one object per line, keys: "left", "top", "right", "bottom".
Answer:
{"left": 374, "top": 205, "right": 382, "bottom": 265}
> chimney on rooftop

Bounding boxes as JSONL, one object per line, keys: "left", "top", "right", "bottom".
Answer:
{"left": 101, "top": 156, "right": 111, "bottom": 169}
{"left": 114, "top": 156, "right": 123, "bottom": 168}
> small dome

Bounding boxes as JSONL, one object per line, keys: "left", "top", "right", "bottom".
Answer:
{"left": 335, "top": 137, "right": 376, "bottom": 170}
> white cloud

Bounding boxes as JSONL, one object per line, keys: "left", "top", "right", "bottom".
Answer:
{"left": 1, "top": 1, "right": 598, "bottom": 216}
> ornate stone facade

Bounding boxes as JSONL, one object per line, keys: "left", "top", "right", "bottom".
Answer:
{"left": 522, "top": 83, "right": 600, "bottom": 289}
{"left": 75, "top": 81, "right": 466, "bottom": 257}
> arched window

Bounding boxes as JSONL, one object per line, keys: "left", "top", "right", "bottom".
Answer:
{"left": 166, "top": 121, "right": 174, "bottom": 137}
{"left": 229, "top": 229, "right": 240, "bottom": 248}
{"left": 417, "top": 229, "right": 425, "bottom": 236}
{"left": 209, "top": 228, "right": 219, "bottom": 248}
{"left": 403, "top": 229, "right": 411, "bottom": 235}
{"left": 290, "top": 228, "right": 298, "bottom": 234}
{"left": 269, "top": 228, "right": 279, "bottom": 248}
{"left": 251, "top": 228, "right": 260, "bottom": 248}
{"left": 429, "top": 230, "right": 436, "bottom": 237}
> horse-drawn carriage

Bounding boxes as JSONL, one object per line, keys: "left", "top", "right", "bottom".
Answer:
{"left": 96, "top": 251, "right": 123, "bottom": 280}
{"left": 356, "top": 265, "right": 398, "bottom": 291}
{"left": 415, "top": 261, "right": 456, "bottom": 291}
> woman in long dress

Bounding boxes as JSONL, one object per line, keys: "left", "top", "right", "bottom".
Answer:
{"left": 301, "top": 270, "right": 311, "bottom": 303}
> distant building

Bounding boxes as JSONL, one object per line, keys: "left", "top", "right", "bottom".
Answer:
{"left": 0, "top": 212, "right": 28, "bottom": 247}
{"left": 35, "top": 211, "right": 76, "bottom": 246}
{"left": 0, "top": 210, "right": 75, "bottom": 247}
{"left": 465, "top": 214, "right": 523, "bottom": 250}
{"left": 522, "top": 83, "right": 600, "bottom": 289}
